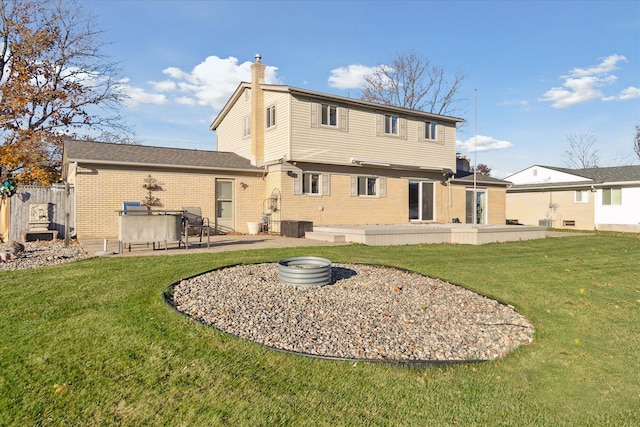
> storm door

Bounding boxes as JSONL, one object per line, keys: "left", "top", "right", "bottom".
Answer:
{"left": 215, "top": 179, "right": 234, "bottom": 232}
{"left": 409, "top": 181, "right": 435, "bottom": 221}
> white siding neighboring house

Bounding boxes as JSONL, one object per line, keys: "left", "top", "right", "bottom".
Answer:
{"left": 506, "top": 165, "right": 640, "bottom": 232}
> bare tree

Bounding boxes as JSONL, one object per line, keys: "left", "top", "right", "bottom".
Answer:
{"left": 634, "top": 125, "right": 640, "bottom": 161}
{"left": 563, "top": 132, "right": 599, "bottom": 169}
{"left": 0, "top": 0, "right": 131, "bottom": 184}
{"left": 361, "top": 50, "right": 466, "bottom": 116}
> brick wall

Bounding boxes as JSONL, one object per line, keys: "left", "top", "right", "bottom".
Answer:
{"left": 74, "top": 166, "right": 264, "bottom": 239}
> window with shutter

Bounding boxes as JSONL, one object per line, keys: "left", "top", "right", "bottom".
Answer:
{"left": 321, "top": 104, "right": 338, "bottom": 127}
{"left": 302, "top": 173, "right": 321, "bottom": 194}
{"left": 339, "top": 107, "right": 348, "bottom": 132}
{"left": 424, "top": 121, "right": 437, "bottom": 140}
{"left": 293, "top": 172, "right": 302, "bottom": 195}
{"left": 384, "top": 114, "right": 399, "bottom": 135}
{"left": 322, "top": 174, "right": 330, "bottom": 195}
{"left": 354, "top": 176, "right": 377, "bottom": 196}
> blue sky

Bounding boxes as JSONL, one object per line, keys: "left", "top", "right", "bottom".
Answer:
{"left": 84, "top": 0, "right": 640, "bottom": 178}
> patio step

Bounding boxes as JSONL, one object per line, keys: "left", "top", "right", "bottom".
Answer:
{"left": 304, "top": 231, "right": 346, "bottom": 243}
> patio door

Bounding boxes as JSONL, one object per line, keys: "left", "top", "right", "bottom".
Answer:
{"left": 409, "top": 181, "right": 435, "bottom": 221}
{"left": 465, "top": 189, "right": 487, "bottom": 224}
{"left": 215, "top": 179, "right": 234, "bottom": 232}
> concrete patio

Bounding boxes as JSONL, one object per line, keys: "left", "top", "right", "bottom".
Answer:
{"left": 79, "top": 223, "right": 556, "bottom": 257}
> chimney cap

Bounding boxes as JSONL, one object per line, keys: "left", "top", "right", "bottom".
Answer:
{"left": 255, "top": 53, "right": 262, "bottom": 63}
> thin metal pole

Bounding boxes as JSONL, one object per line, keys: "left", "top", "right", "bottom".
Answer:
{"left": 473, "top": 89, "right": 478, "bottom": 226}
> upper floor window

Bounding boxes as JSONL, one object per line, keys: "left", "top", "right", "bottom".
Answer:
{"left": 243, "top": 116, "right": 250, "bottom": 137}
{"left": 384, "top": 114, "right": 398, "bottom": 135}
{"left": 321, "top": 104, "right": 337, "bottom": 127}
{"left": 302, "top": 173, "right": 321, "bottom": 194}
{"left": 574, "top": 190, "right": 588, "bottom": 203}
{"left": 266, "top": 105, "right": 276, "bottom": 128}
{"left": 602, "top": 188, "right": 621, "bottom": 205}
{"left": 424, "top": 121, "right": 437, "bottom": 140}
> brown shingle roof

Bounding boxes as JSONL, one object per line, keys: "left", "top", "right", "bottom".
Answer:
{"left": 63, "top": 139, "right": 260, "bottom": 172}
{"left": 452, "top": 170, "right": 511, "bottom": 186}
{"left": 541, "top": 165, "right": 640, "bottom": 183}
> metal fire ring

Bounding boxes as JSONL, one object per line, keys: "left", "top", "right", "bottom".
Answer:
{"left": 278, "top": 256, "right": 332, "bottom": 286}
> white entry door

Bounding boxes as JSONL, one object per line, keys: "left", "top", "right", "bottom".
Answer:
{"left": 216, "top": 179, "right": 234, "bottom": 232}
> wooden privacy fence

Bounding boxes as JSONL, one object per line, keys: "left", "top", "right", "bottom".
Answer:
{"left": 6, "top": 184, "right": 75, "bottom": 242}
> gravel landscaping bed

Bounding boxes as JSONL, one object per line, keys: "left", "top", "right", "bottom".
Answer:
{"left": 0, "top": 240, "right": 91, "bottom": 271}
{"left": 170, "top": 263, "right": 534, "bottom": 363}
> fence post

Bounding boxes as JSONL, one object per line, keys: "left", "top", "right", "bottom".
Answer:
{"left": 64, "top": 181, "right": 70, "bottom": 246}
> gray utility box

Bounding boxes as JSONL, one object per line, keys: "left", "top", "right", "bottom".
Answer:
{"left": 280, "top": 220, "right": 313, "bottom": 238}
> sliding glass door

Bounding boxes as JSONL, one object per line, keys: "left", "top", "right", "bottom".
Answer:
{"left": 409, "top": 181, "right": 435, "bottom": 221}
{"left": 465, "top": 189, "right": 487, "bottom": 224}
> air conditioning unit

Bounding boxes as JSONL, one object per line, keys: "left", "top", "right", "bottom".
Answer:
{"left": 539, "top": 219, "right": 554, "bottom": 228}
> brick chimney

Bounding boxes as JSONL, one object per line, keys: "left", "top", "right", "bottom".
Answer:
{"left": 250, "top": 54, "right": 265, "bottom": 166}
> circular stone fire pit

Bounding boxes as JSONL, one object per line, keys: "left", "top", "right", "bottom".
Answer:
{"left": 278, "top": 256, "right": 332, "bottom": 286}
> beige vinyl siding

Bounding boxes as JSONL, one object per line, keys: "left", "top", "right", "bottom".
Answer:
{"left": 289, "top": 95, "right": 457, "bottom": 171}
{"left": 263, "top": 91, "right": 291, "bottom": 163}
{"left": 216, "top": 87, "right": 253, "bottom": 159}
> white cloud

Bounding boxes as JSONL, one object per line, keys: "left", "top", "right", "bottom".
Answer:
{"left": 498, "top": 99, "right": 531, "bottom": 111}
{"left": 456, "top": 135, "right": 514, "bottom": 153}
{"left": 159, "top": 55, "right": 280, "bottom": 110}
{"left": 122, "top": 55, "right": 281, "bottom": 111}
{"left": 126, "top": 87, "right": 168, "bottom": 107}
{"left": 328, "top": 64, "right": 379, "bottom": 89}
{"left": 116, "top": 78, "right": 168, "bottom": 108}
{"left": 603, "top": 86, "right": 640, "bottom": 101}
{"left": 569, "top": 54, "right": 625, "bottom": 77}
{"left": 151, "top": 80, "right": 177, "bottom": 92}
{"left": 540, "top": 54, "right": 634, "bottom": 108}
{"left": 176, "top": 96, "right": 197, "bottom": 106}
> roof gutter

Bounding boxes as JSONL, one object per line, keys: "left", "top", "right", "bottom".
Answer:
{"left": 509, "top": 179, "right": 640, "bottom": 192}
{"left": 592, "top": 180, "right": 640, "bottom": 187}
{"left": 66, "top": 158, "right": 262, "bottom": 174}
{"left": 350, "top": 157, "right": 446, "bottom": 173}
{"left": 507, "top": 182, "right": 594, "bottom": 192}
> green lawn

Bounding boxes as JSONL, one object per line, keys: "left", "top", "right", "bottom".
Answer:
{"left": 1, "top": 235, "right": 639, "bottom": 426}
